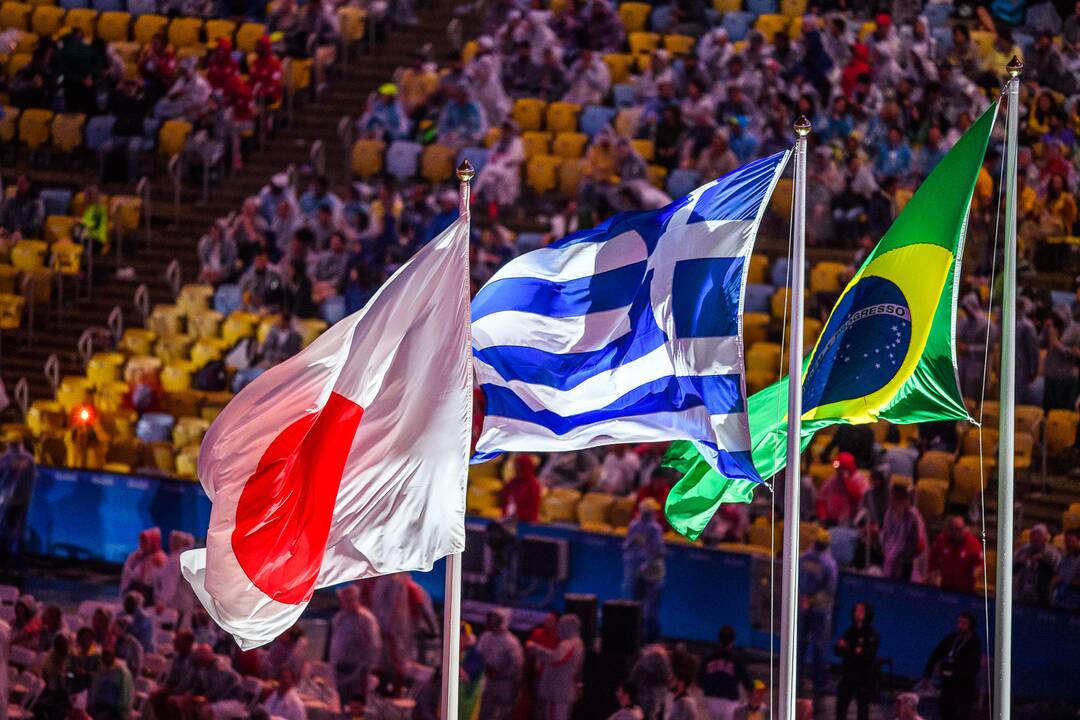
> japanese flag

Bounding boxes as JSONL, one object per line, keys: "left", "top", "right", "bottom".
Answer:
{"left": 182, "top": 216, "right": 472, "bottom": 649}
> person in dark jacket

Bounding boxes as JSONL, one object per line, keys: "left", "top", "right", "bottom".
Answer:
{"left": 101, "top": 77, "right": 152, "bottom": 182}
{"left": 699, "top": 625, "right": 751, "bottom": 720}
{"left": 834, "top": 601, "right": 880, "bottom": 720}
{"left": 920, "top": 611, "right": 981, "bottom": 720}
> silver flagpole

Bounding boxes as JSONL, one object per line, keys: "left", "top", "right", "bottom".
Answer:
{"left": 994, "top": 56, "right": 1022, "bottom": 720}
{"left": 441, "top": 159, "right": 474, "bottom": 720}
{"left": 778, "top": 116, "right": 811, "bottom": 720}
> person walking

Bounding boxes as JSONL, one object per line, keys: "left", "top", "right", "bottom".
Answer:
{"left": 623, "top": 499, "right": 666, "bottom": 642}
{"left": 834, "top": 601, "right": 879, "bottom": 720}
{"left": 798, "top": 528, "right": 838, "bottom": 695}
{"left": 920, "top": 612, "right": 981, "bottom": 720}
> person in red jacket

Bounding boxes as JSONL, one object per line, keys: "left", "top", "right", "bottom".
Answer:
{"left": 205, "top": 37, "right": 240, "bottom": 90}
{"left": 929, "top": 515, "right": 984, "bottom": 593}
{"left": 502, "top": 454, "right": 541, "bottom": 523}
{"left": 816, "top": 451, "right": 867, "bottom": 527}
{"left": 250, "top": 35, "right": 284, "bottom": 105}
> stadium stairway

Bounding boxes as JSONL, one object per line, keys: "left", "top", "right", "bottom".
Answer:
{"left": 0, "top": 0, "right": 464, "bottom": 403}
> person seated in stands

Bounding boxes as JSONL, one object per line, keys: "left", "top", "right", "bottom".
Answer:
{"left": 150, "top": 630, "right": 198, "bottom": 719}
{"left": 502, "top": 454, "right": 541, "bottom": 523}
{"left": 251, "top": 35, "right": 284, "bottom": 108}
{"left": 101, "top": 77, "right": 152, "bottom": 183}
{"left": 734, "top": 679, "right": 769, "bottom": 720}
{"left": 539, "top": 449, "right": 599, "bottom": 491}
{"left": 502, "top": 41, "right": 541, "bottom": 98}
{"left": 473, "top": 120, "right": 525, "bottom": 215}
{"left": 240, "top": 250, "right": 287, "bottom": 311}
{"left": 816, "top": 451, "right": 868, "bottom": 528}
{"left": 307, "top": 202, "right": 350, "bottom": 250}
{"left": 0, "top": 175, "right": 45, "bottom": 239}
{"left": 154, "top": 58, "right": 212, "bottom": 121}
{"left": 188, "top": 643, "right": 243, "bottom": 716}
{"left": 138, "top": 33, "right": 177, "bottom": 104}
{"left": 635, "top": 471, "right": 674, "bottom": 531}
{"left": 299, "top": 176, "right": 343, "bottom": 223}
{"left": 1014, "top": 523, "right": 1062, "bottom": 606}
{"left": 257, "top": 311, "right": 301, "bottom": 369}
{"left": 198, "top": 219, "right": 240, "bottom": 285}
{"left": 121, "top": 591, "right": 154, "bottom": 652}
{"left": 607, "top": 681, "right": 645, "bottom": 720}
{"left": 70, "top": 627, "right": 103, "bottom": 694}
{"left": 929, "top": 516, "right": 983, "bottom": 594}
{"left": 79, "top": 185, "right": 109, "bottom": 255}
{"left": 38, "top": 633, "right": 75, "bottom": 719}
{"left": 260, "top": 667, "right": 307, "bottom": 720}
{"left": 59, "top": 26, "right": 98, "bottom": 116}
{"left": 12, "top": 594, "right": 42, "bottom": 649}
{"left": 9, "top": 37, "right": 59, "bottom": 109}
{"left": 113, "top": 617, "right": 144, "bottom": 681}
{"left": 563, "top": 49, "right": 610, "bottom": 106}
{"left": 205, "top": 38, "right": 239, "bottom": 91}
{"left": 309, "top": 232, "right": 349, "bottom": 310}
{"left": 357, "top": 83, "right": 411, "bottom": 141}
{"left": 596, "top": 445, "right": 641, "bottom": 496}
{"left": 437, "top": 84, "right": 487, "bottom": 148}
{"left": 88, "top": 646, "right": 134, "bottom": 720}
{"left": 121, "top": 527, "right": 167, "bottom": 603}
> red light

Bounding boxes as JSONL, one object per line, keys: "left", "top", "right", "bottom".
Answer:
{"left": 72, "top": 404, "right": 96, "bottom": 427}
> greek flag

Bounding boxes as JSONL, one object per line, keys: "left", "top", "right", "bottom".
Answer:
{"left": 471, "top": 150, "right": 790, "bottom": 483}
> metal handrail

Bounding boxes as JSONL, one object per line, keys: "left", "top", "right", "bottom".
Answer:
{"left": 13, "top": 378, "right": 28, "bottom": 419}
{"left": 44, "top": 354, "right": 60, "bottom": 394}
{"left": 310, "top": 140, "right": 326, "bottom": 177}
{"left": 134, "top": 283, "right": 151, "bottom": 323}
{"left": 136, "top": 176, "right": 152, "bottom": 249}
{"left": 165, "top": 259, "right": 182, "bottom": 298}
{"left": 107, "top": 305, "right": 123, "bottom": 344}
{"left": 286, "top": 163, "right": 298, "bottom": 193}
{"left": 110, "top": 200, "right": 125, "bottom": 268}
{"left": 337, "top": 116, "right": 354, "bottom": 184}
{"left": 77, "top": 329, "right": 95, "bottom": 365}
{"left": 168, "top": 154, "right": 182, "bottom": 228}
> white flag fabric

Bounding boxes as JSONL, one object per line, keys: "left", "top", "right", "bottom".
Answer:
{"left": 182, "top": 216, "right": 472, "bottom": 649}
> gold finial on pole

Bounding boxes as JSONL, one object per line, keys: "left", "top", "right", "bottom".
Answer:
{"left": 456, "top": 159, "right": 474, "bottom": 216}
{"left": 456, "top": 159, "right": 475, "bottom": 183}
{"left": 793, "top": 115, "right": 812, "bottom": 137}
{"left": 1007, "top": 55, "right": 1023, "bottom": 77}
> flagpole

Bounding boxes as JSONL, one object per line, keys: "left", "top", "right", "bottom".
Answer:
{"left": 994, "top": 56, "right": 1022, "bottom": 720}
{"left": 778, "top": 116, "right": 811, "bottom": 720}
{"left": 441, "top": 159, "right": 474, "bottom": 720}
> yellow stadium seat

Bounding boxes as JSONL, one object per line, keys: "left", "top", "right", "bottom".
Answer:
{"left": 743, "top": 312, "right": 769, "bottom": 346}
{"left": 11, "top": 239, "right": 46, "bottom": 271}
{"left": 1, "top": 2, "right": 31, "bottom": 31}
{"left": 949, "top": 459, "right": 981, "bottom": 505}
{"left": 158, "top": 119, "right": 192, "bottom": 157}
{"left": 50, "top": 113, "right": 85, "bottom": 153}
{"left": 630, "top": 138, "right": 654, "bottom": 161}
{"left": 628, "top": 31, "right": 660, "bottom": 55}
{"left": 809, "top": 261, "right": 847, "bottom": 293}
{"left": 540, "top": 489, "right": 580, "bottom": 523}
{"left": 420, "top": 143, "right": 455, "bottom": 183}
{"left": 0, "top": 265, "right": 18, "bottom": 294}
{"left": 221, "top": 312, "right": 258, "bottom": 346}
{"left": 770, "top": 287, "right": 789, "bottom": 318}
{"left": 187, "top": 309, "right": 223, "bottom": 340}
{"left": 466, "top": 484, "right": 501, "bottom": 514}
{"left": 132, "top": 14, "right": 168, "bottom": 45}
{"left": 167, "top": 16, "right": 201, "bottom": 48}
{"left": 163, "top": 389, "right": 202, "bottom": 418}
{"left": 713, "top": 0, "right": 741, "bottom": 11}
{"left": 189, "top": 338, "right": 226, "bottom": 368}
{"left": 0, "top": 106, "right": 17, "bottom": 144}
{"left": 511, "top": 97, "right": 546, "bottom": 132}
{"left": 336, "top": 7, "right": 364, "bottom": 44}
{"left": 577, "top": 492, "right": 615, "bottom": 525}
{"left": 146, "top": 441, "right": 175, "bottom": 474}
{"left": 609, "top": 495, "right": 636, "bottom": 527}
{"left": 647, "top": 164, "right": 667, "bottom": 188}
{"left": 915, "top": 480, "right": 947, "bottom": 519}
{"left": 50, "top": 240, "right": 82, "bottom": 276}
{"left": 255, "top": 314, "right": 280, "bottom": 344}
{"left": 18, "top": 107, "right": 52, "bottom": 150}
{"left": 0, "top": 292, "right": 25, "bottom": 335}
{"left": 602, "top": 53, "right": 634, "bottom": 84}
{"left": 235, "top": 22, "right": 266, "bottom": 54}
{"left": 123, "top": 354, "right": 162, "bottom": 384}
{"left": 351, "top": 138, "right": 385, "bottom": 178}
{"left": 618, "top": 2, "right": 651, "bottom": 33}
{"left": 176, "top": 284, "right": 213, "bottom": 315}
{"left": 747, "top": 255, "right": 768, "bottom": 285}
{"left": 558, "top": 158, "right": 583, "bottom": 197}
{"left": 296, "top": 318, "right": 327, "bottom": 348}
{"left": 71, "top": 189, "right": 110, "bottom": 218}
{"left": 747, "top": 342, "right": 782, "bottom": 372}
{"left": 803, "top": 317, "right": 822, "bottom": 350}
{"left": 970, "top": 30, "right": 995, "bottom": 61}
{"left": 200, "top": 392, "right": 231, "bottom": 423}
{"left": 30, "top": 4, "right": 62, "bottom": 35}
{"left": 545, "top": 101, "right": 580, "bottom": 134}
{"left": 5, "top": 53, "right": 30, "bottom": 82}
{"left": 1045, "top": 409, "right": 1078, "bottom": 455}
{"left": 1015, "top": 405, "right": 1044, "bottom": 436}
{"left": 154, "top": 334, "right": 194, "bottom": 363}
{"left": 780, "top": 0, "right": 808, "bottom": 17}
{"left": 663, "top": 34, "right": 695, "bottom": 55}
{"left": 147, "top": 304, "right": 184, "bottom": 336}
{"left": 754, "top": 14, "right": 788, "bottom": 41}
{"left": 95, "top": 382, "right": 131, "bottom": 416}
{"left": 614, "top": 107, "right": 641, "bottom": 138}
{"left": 770, "top": 177, "right": 793, "bottom": 217}
{"left": 857, "top": 21, "right": 876, "bottom": 42}
{"left": 745, "top": 368, "right": 776, "bottom": 394}
{"left": 521, "top": 130, "right": 552, "bottom": 160}
{"left": 961, "top": 427, "right": 997, "bottom": 458}
{"left": 1014, "top": 431, "right": 1035, "bottom": 471}
{"left": 460, "top": 39, "right": 478, "bottom": 65}
{"left": 553, "top": 132, "right": 587, "bottom": 159}
{"left": 205, "top": 18, "right": 236, "bottom": 46}
{"left": 86, "top": 352, "right": 125, "bottom": 387}
{"left": 287, "top": 57, "right": 311, "bottom": 95}
{"left": 109, "top": 195, "right": 141, "bottom": 233}
{"left": 808, "top": 462, "right": 833, "bottom": 488}
{"left": 57, "top": 375, "right": 94, "bottom": 413}
{"left": 526, "top": 154, "right": 561, "bottom": 194}
{"left": 175, "top": 445, "right": 199, "bottom": 479}
{"left": 43, "top": 215, "right": 77, "bottom": 243}
{"left": 118, "top": 330, "right": 156, "bottom": 360}
{"left": 917, "top": 450, "right": 955, "bottom": 482}
{"left": 25, "top": 399, "right": 63, "bottom": 437}
{"left": 63, "top": 8, "right": 96, "bottom": 38}
{"left": 96, "top": 11, "right": 130, "bottom": 42}
{"left": 161, "top": 361, "right": 195, "bottom": 393}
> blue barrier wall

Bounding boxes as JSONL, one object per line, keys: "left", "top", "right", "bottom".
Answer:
{"left": 24, "top": 468, "right": 1080, "bottom": 701}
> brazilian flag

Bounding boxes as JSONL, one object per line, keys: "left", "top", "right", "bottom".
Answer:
{"left": 664, "top": 101, "right": 1000, "bottom": 540}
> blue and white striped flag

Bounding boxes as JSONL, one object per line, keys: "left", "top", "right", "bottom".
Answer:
{"left": 471, "top": 150, "right": 790, "bottom": 483}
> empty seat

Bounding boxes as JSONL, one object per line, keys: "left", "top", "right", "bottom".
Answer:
{"left": 385, "top": 140, "right": 422, "bottom": 182}
{"left": 132, "top": 13, "right": 167, "bottom": 45}
{"left": 63, "top": 7, "right": 96, "bottom": 37}
{"left": 617, "top": 2, "right": 651, "bottom": 33}
{"left": 511, "top": 97, "right": 546, "bottom": 132}
{"left": 18, "top": 108, "right": 53, "bottom": 150}
{"left": 420, "top": 143, "right": 456, "bottom": 183}
{"left": 51, "top": 113, "right": 86, "bottom": 153}
{"left": 30, "top": 4, "right": 63, "bottom": 35}
{"left": 351, "top": 138, "right": 385, "bottom": 178}
{"left": 235, "top": 22, "right": 266, "bottom": 54}
{"left": 579, "top": 104, "right": 616, "bottom": 138}
{"left": 526, "top": 154, "right": 561, "bottom": 194}
{"left": 545, "top": 101, "right": 580, "bottom": 133}
{"left": 157, "top": 119, "right": 192, "bottom": 157}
